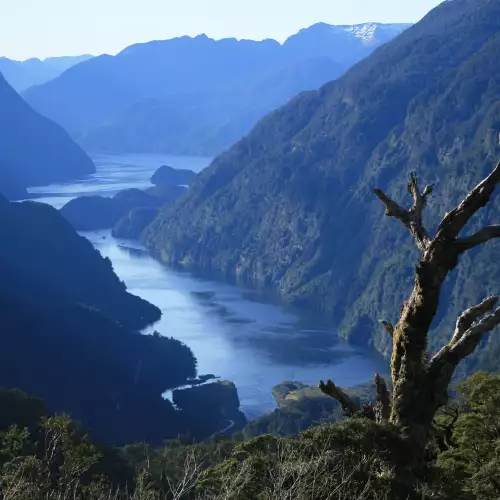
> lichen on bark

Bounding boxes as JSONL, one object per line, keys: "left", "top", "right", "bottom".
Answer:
{"left": 320, "top": 160, "right": 500, "bottom": 480}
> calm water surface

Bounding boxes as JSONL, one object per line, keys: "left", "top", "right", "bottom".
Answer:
{"left": 28, "top": 153, "right": 388, "bottom": 419}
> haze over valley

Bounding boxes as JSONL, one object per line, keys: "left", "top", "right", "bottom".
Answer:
{"left": 22, "top": 22, "right": 410, "bottom": 156}
{"left": 1, "top": 1, "right": 500, "bottom": 498}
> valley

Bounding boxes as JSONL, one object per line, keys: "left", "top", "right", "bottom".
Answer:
{"left": 2, "top": 1, "right": 500, "bottom": 496}
{"left": 27, "top": 153, "right": 388, "bottom": 420}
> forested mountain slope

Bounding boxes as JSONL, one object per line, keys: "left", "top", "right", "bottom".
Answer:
{"left": 143, "top": 0, "right": 500, "bottom": 372}
{"left": 0, "top": 72, "right": 94, "bottom": 199}
{"left": 0, "top": 196, "right": 193, "bottom": 444}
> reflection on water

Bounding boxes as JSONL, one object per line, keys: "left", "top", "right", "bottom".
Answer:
{"left": 85, "top": 230, "right": 388, "bottom": 419}
{"left": 28, "top": 153, "right": 388, "bottom": 419}
{"left": 27, "top": 153, "right": 211, "bottom": 209}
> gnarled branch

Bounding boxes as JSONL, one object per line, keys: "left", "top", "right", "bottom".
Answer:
{"left": 374, "top": 373, "right": 391, "bottom": 423}
{"left": 429, "top": 298, "right": 500, "bottom": 373}
{"left": 433, "top": 406, "right": 459, "bottom": 453}
{"left": 436, "top": 161, "right": 500, "bottom": 240}
{"left": 374, "top": 189, "right": 409, "bottom": 220}
{"left": 455, "top": 225, "right": 500, "bottom": 253}
{"left": 451, "top": 296, "right": 499, "bottom": 344}
{"left": 374, "top": 173, "right": 433, "bottom": 253}
{"left": 448, "top": 306, "right": 500, "bottom": 361}
{"left": 379, "top": 319, "right": 394, "bottom": 337}
{"left": 318, "top": 379, "right": 360, "bottom": 416}
{"left": 408, "top": 172, "right": 434, "bottom": 224}
{"left": 318, "top": 159, "right": 500, "bottom": 467}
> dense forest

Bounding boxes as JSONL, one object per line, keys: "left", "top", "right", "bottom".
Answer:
{"left": 143, "top": 0, "right": 500, "bottom": 377}
{"left": 0, "top": 196, "right": 245, "bottom": 445}
{"left": 1, "top": 371, "right": 499, "bottom": 499}
{"left": 2, "top": 0, "right": 500, "bottom": 498}
{"left": 3, "top": 147, "right": 499, "bottom": 499}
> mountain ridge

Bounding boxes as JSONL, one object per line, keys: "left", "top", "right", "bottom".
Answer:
{"left": 23, "top": 22, "right": 409, "bottom": 156}
{"left": 0, "top": 54, "right": 93, "bottom": 92}
{"left": 141, "top": 0, "right": 500, "bottom": 373}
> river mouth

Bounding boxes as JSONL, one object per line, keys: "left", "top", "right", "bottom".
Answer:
{"left": 27, "top": 153, "right": 388, "bottom": 420}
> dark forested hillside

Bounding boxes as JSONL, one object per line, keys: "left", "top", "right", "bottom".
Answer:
{"left": 0, "top": 197, "right": 159, "bottom": 328}
{"left": 0, "top": 72, "right": 94, "bottom": 199}
{"left": 0, "top": 197, "right": 189, "bottom": 444}
{"left": 143, "top": 0, "right": 500, "bottom": 372}
{"left": 0, "top": 196, "right": 246, "bottom": 444}
{"left": 23, "top": 24, "right": 408, "bottom": 156}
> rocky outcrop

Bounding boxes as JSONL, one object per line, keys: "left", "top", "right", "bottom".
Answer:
{"left": 243, "top": 381, "right": 376, "bottom": 438}
{"left": 172, "top": 381, "right": 246, "bottom": 438}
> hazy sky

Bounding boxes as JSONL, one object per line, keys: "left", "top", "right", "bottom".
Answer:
{"left": 1, "top": 0, "right": 443, "bottom": 61}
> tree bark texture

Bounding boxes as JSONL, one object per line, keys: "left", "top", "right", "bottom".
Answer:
{"left": 320, "top": 161, "right": 500, "bottom": 474}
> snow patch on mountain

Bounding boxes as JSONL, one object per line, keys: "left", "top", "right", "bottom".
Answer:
{"left": 340, "top": 23, "right": 412, "bottom": 45}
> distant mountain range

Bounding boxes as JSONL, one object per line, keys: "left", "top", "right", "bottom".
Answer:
{"left": 23, "top": 23, "right": 410, "bottom": 156}
{"left": 142, "top": 0, "right": 500, "bottom": 375}
{"left": 0, "top": 72, "right": 94, "bottom": 199}
{"left": 0, "top": 54, "right": 93, "bottom": 92}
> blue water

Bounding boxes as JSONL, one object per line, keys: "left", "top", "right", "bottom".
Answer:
{"left": 28, "top": 153, "right": 388, "bottom": 419}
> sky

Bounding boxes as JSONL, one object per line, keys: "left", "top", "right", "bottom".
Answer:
{"left": 0, "top": 0, "right": 444, "bottom": 61}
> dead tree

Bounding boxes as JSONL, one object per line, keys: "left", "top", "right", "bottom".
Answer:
{"left": 319, "top": 161, "right": 500, "bottom": 469}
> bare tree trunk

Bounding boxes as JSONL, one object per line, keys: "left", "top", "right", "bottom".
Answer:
{"left": 320, "top": 162, "right": 500, "bottom": 479}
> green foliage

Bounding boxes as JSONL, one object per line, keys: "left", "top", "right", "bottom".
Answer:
{"left": 0, "top": 389, "right": 47, "bottom": 434}
{"left": 112, "top": 207, "right": 160, "bottom": 240}
{"left": 435, "top": 372, "right": 500, "bottom": 499}
{"left": 0, "top": 415, "right": 111, "bottom": 500}
{"left": 199, "top": 420, "right": 410, "bottom": 499}
{"left": 243, "top": 381, "right": 376, "bottom": 438}
{"left": 2, "top": 375, "right": 500, "bottom": 499}
{"left": 0, "top": 426, "right": 34, "bottom": 463}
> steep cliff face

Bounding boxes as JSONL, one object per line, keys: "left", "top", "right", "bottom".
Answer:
{"left": 143, "top": 0, "right": 500, "bottom": 370}
{"left": 0, "top": 72, "right": 94, "bottom": 199}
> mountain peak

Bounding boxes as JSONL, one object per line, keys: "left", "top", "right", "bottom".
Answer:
{"left": 281, "top": 21, "right": 411, "bottom": 66}
{"left": 340, "top": 22, "right": 412, "bottom": 45}
{"left": 141, "top": 0, "right": 500, "bottom": 375}
{"left": 291, "top": 21, "right": 411, "bottom": 45}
